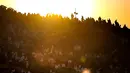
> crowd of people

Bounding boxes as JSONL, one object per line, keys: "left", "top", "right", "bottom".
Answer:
{"left": 0, "top": 5, "right": 129, "bottom": 73}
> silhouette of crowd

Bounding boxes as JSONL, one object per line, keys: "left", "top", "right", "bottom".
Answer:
{"left": 0, "top": 5, "right": 129, "bottom": 73}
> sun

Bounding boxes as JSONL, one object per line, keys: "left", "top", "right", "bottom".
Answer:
{"left": 77, "top": 0, "right": 95, "bottom": 17}
{"left": 15, "top": 0, "right": 96, "bottom": 17}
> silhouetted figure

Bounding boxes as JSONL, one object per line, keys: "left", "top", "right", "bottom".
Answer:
{"left": 71, "top": 13, "right": 74, "bottom": 19}
{"left": 115, "top": 20, "right": 121, "bottom": 28}
{"left": 81, "top": 16, "right": 84, "bottom": 22}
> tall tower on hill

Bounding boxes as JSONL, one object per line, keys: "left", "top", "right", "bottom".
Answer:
{"left": 74, "top": 8, "right": 78, "bottom": 18}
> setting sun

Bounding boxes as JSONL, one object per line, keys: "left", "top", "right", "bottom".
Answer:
{"left": 15, "top": 0, "right": 96, "bottom": 17}
{"left": 0, "top": 0, "right": 129, "bottom": 73}
{"left": 1, "top": 0, "right": 130, "bottom": 27}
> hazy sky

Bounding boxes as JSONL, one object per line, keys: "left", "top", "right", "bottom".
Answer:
{"left": 0, "top": 0, "right": 130, "bottom": 27}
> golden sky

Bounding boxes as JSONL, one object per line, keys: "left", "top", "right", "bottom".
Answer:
{"left": 0, "top": 0, "right": 130, "bottom": 27}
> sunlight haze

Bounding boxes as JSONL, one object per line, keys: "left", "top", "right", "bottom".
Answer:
{"left": 0, "top": 0, "right": 130, "bottom": 27}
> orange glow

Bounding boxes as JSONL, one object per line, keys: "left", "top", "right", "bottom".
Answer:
{"left": 82, "top": 69, "right": 91, "bottom": 73}
{"left": 0, "top": 0, "right": 130, "bottom": 27}
{"left": 14, "top": 0, "right": 96, "bottom": 17}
